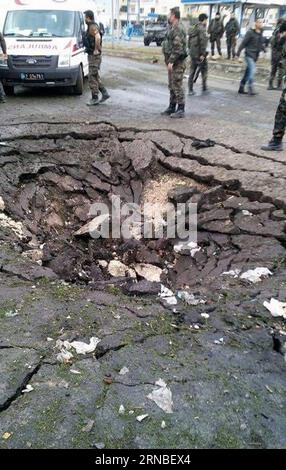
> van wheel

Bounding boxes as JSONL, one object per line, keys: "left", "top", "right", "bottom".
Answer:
{"left": 4, "top": 85, "right": 14, "bottom": 96}
{"left": 73, "top": 66, "right": 84, "bottom": 95}
{"left": 144, "top": 39, "right": 150, "bottom": 46}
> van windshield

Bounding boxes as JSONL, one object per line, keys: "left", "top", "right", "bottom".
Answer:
{"left": 4, "top": 10, "right": 76, "bottom": 38}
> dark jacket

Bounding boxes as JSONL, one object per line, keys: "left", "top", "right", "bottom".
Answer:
{"left": 237, "top": 28, "right": 265, "bottom": 61}
{"left": 208, "top": 18, "right": 224, "bottom": 41}
{"left": 270, "top": 26, "right": 285, "bottom": 54}
{"left": 0, "top": 33, "right": 7, "bottom": 54}
{"left": 225, "top": 18, "right": 240, "bottom": 37}
{"left": 188, "top": 22, "right": 208, "bottom": 59}
{"left": 162, "top": 23, "right": 187, "bottom": 65}
{"left": 83, "top": 23, "right": 102, "bottom": 55}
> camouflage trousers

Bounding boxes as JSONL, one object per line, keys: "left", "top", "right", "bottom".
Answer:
{"left": 168, "top": 61, "right": 186, "bottom": 106}
{"left": 273, "top": 87, "right": 286, "bottom": 141}
{"left": 188, "top": 57, "right": 208, "bottom": 91}
{"left": 270, "top": 51, "right": 284, "bottom": 85}
{"left": 88, "top": 54, "right": 105, "bottom": 97}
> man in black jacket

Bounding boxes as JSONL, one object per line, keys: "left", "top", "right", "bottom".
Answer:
{"left": 236, "top": 18, "right": 265, "bottom": 95}
{"left": 225, "top": 13, "right": 240, "bottom": 59}
{"left": 0, "top": 32, "right": 7, "bottom": 103}
{"left": 208, "top": 12, "right": 224, "bottom": 57}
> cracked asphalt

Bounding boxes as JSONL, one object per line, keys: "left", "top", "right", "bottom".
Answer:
{"left": 0, "top": 56, "right": 286, "bottom": 449}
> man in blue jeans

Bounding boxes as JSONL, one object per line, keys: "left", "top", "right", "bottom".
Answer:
{"left": 236, "top": 18, "right": 265, "bottom": 95}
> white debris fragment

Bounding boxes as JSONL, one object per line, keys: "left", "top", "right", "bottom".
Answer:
{"left": 161, "top": 420, "right": 166, "bottom": 429}
{"left": 134, "top": 263, "right": 162, "bottom": 283}
{"left": 108, "top": 260, "right": 136, "bottom": 278}
{"left": 240, "top": 267, "right": 272, "bottom": 284}
{"left": 119, "top": 367, "right": 129, "bottom": 376}
{"left": 214, "top": 337, "right": 224, "bottom": 345}
{"left": 158, "top": 285, "right": 178, "bottom": 305}
{"left": 0, "top": 196, "right": 5, "bottom": 211}
{"left": 242, "top": 210, "right": 253, "bottom": 216}
{"left": 70, "top": 369, "right": 81, "bottom": 375}
{"left": 136, "top": 414, "right": 149, "bottom": 422}
{"left": 174, "top": 241, "right": 201, "bottom": 257}
{"left": 221, "top": 269, "right": 241, "bottom": 278}
{"left": 201, "top": 313, "right": 210, "bottom": 319}
{"left": 0, "top": 213, "right": 25, "bottom": 239}
{"left": 263, "top": 298, "right": 286, "bottom": 319}
{"left": 5, "top": 311, "right": 19, "bottom": 318}
{"left": 56, "top": 350, "right": 74, "bottom": 364}
{"left": 97, "top": 260, "right": 108, "bottom": 268}
{"left": 69, "top": 337, "right": 101, "bottom": 355}
{"left": 22, "top": 384, "right": 34, "bottom": 393}
{"left": 74, "top": 213, "right": 110, "bottom": 237}
{"left": 147, "top": 379, "right": 173, "bottom": 414}
{"left": 119, "top": 405, "right": 125, "bottom": 415}
{"left": 47, "top": 337, "right": 54, "bottom": 342}
{"left": 177, "top": 291, "right": 206, "bottom": 306}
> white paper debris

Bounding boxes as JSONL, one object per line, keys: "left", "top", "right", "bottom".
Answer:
{"left": 222, "top": 269, "right": 241, "bottom": 278}
{"left": 158, "top": 285, "right": 177, "bottom": 305}
{"left": 119, "top": 405, "right": 125, "bottom": 415}
{"left": 70, "top": 369, "right": 81, "bottom": 375}
{"left": 22, "top": 384, "right": 34, "bottom": 393}
{"left": 240, "top": 267, "right": 272, "bottom": 283}
{"left": 136, "top": 414, "right": 149, "bottom": 422}
{"left": 0, "top": 196, "right": 5, "bottom": 211}
{"left": 5, "top": 311, "right": 19, "bottom": 318}
{"left": 177, "top": 291, "right": 206, "bottom": 306}
{"left": 70, "top": 337, "right": 101, "bottom": 355}
{"left": 147, "top": 379, "right": 173, "bottom": 414}
{"left": 214, "top": 337, "right": 224, "bottom": 345}
{"left": 161, "top": 420, "right": 166, "bottom": 429}
{"left": 57, "top": 350, "right": 74, "bottom": 364}
{"left": 242, "top": 210, "right": 253, "bottom": 216}
{"left": 263, "top": 298, "right": 286, "bottom": 319}
{"left": 119, "top": 367, "right": 129, "bottom": 376}
{"left": 201, "top": 313, "right": 210, "bottom": 319}
{"left": 174, "top": 241, "right": 201, "bottom": 257}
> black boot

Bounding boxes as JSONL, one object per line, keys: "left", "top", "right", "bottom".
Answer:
{"left": 100, "top": 88, "right": 110, "bottom": 103}
{"left": 87, "top": 94, "right": 100, "bottom": 106}
{"left": 248, "top": 85, "right": 257, "bottom": 96}
{"left": 277, "top": 80, "right": 283, "bottom": 90}
{"left": 267, "top": 79, "right": 275, "bottom": 90}
{"left": 202, "top": 82, "right": 209, "bottom": 94}
{"left": 261, "top": 139, "right": 283, "bottom": 152}
{"left": 0, "top": 96, "right": 6, "bottom": 103}
{"left": 170, "top": 104, "right": 185, "bottom": 119}
{"left": 238, "top": 83, "right": 247, "bottom": 94}
{"left": 161, "top": 103, "right": 176, "bottom": 115}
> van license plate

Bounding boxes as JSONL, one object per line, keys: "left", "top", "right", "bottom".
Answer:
{"left": 21, "top": 73, "right": 45, "bottom": 81}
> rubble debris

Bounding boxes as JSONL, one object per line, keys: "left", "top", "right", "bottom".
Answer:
{"left": 108, "top": 260, "right": 136, "bottom": 278}
{"left": 240, "top": 268, "right": 272, "bottom": 284}
{"left": 147, "top": 379, "right": 173, "bottom": 414}
{"left": 22, "top": 385, "right": 34, "bottom": 394}
{"left": 119, "top": 405, "right": 125, "bottom": 415}
{"left": 263, "top": 299, "right": 286, "bottom": 319}
{"left": 161, "top": 420, "right": 166, "bottom": 429}
{"left": 214, "top": 338, "right": 224, "bottom": 345}
{"left": 0, "top": 196, "right": 5, "bottom": 211}
{"left": 158, "top": 285, "right": 177, "bottom": 305}
{"left": 81, "top": 419, "right": 95, "bottom": 433}
{"left": 136, "top": 414, "right": 149, "bottom": 422}
{"left": 177, "top": 291, "right": 206, "bottom": 306}
{"left": 174, "top": 241, "right": 201, "bottom": 257}
{"left": 134, "top": 263, "right": 162, "bottom": 283}
{"left": 126, "top": 280, "right": 161, "bottom": 296}
{"left": 74, "top": 214, "right": 110, "bottom": 238}
{"left": 119, "top": 367, "right": 129, "bottom": 376}
{"left": 69, "top": 337, "right": 101, "bottom": 355}
{"left": 2, "top": 432, "right": 12, "bottom": 440}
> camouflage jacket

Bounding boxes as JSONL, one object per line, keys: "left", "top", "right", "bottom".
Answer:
{"left": 271, "top": 27, "right": 285, "bottom": 54}
{"left": 162, "top": 23, "right": 187, "bottom": 65}
{"left": 188, "top": 23, "right": 208, "bottom": 58}
{"left": 208, "top": 19, "right": 224, "bottom": 40}
{"left": 281, "top": 40, "right": 286, "bottom": 80}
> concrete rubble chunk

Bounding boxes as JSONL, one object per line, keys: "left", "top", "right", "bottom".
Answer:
{"left": 74, "top": 214, "right": 110, "bottom": 237}
{"left": 134, "top": 263, "right": 162, "bottom": 282}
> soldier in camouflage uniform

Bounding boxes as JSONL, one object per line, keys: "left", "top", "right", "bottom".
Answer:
{"left": 268, "top": 18, "right": 286, "bottom": 90}
{"left": 261, "top": 22, "right": 286, "bottom": 151}
{"left": 161, "top": 7, "right": 187, "bottom": 118}
{"left": 84, "top": 10, "right": 110, "bottom": 106}
{"left": 188, "top": 13, "right": 208, "bottom": 95}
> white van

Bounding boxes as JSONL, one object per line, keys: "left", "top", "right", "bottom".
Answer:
{"left": 0, "top": 0, "right": 97, "bottom": 95}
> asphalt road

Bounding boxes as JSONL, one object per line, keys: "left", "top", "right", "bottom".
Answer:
{"left": 0, "top": 55, "right": 283, "bottom": 155}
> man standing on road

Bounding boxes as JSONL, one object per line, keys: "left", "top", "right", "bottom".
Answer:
{"left": 161, "top": 7, "right": 187, "bottom": 119}
{"left": 208, "top": 12, "right": 224, "bottom": 57}
{"left": 225, "top": 13, "right": 240, "bottom": 60}
{"left": 267, "top": 18, "right": 286, "bottom": 90}
{"left": 188, "top": 14, "right": 208, "bottom": 95}
{"left": 0, "top": 32, "right": 7, "bottom": 104}
{"left": 84, "top": 10, "right": 110, "bottom": 106}
{"left": 261, "top": 22, "right": 286, "bottom": 151}
{"left": 236, "top": 18, "right": 265, "bottom": 96}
